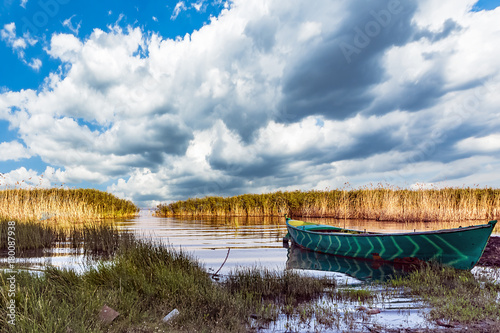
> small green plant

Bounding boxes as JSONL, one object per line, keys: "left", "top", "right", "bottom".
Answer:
{"left": 334, "top": 287, "right": 374, "bottom": 303}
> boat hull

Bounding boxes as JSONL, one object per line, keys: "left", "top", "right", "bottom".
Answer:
{"left": 286, "top": 219, "right": 497, "bottom": 270}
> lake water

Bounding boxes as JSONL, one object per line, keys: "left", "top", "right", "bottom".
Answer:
{"left": 7, "top": 210, "right": 498, "bottom": 278}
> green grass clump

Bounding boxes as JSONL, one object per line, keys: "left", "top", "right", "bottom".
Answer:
{"left": 389, "top": 264, "right": 500, "bottom": 324}
{"left": 333, "top": 288, "right": 374, "bottom": 303}
{"left": 70, "top": 223, "right": 135, "bottom": 256}
{"left": 0, "top": 242, "right": 243, "bottom": 332}
{"left": 0, "top": 241, "right": 336, "bottom": 332}
{"left": 223, "top": 267, "right": 335, "bottom": 305}
{"left": 157, "top": 186, "right": 500, "bottom": 222}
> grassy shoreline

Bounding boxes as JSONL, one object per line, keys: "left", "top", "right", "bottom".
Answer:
{"left": 2, "top": 236, "right": 499, "bottom": 332}
{"left": 2, "top": 220, "right": 499, "bottom": 332}
{"left": 0, "top": 238, "right": 335, "bottom": 332}
{"left": 157, "top": 187, "right": 500, "bottom": 222}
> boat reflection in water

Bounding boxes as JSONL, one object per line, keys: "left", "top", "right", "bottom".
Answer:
{"left": 286, "top": 245, "right": 417, "bottom": 282}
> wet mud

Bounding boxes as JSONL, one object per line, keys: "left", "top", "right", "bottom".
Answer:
{"left": 477, "top": 236, "right": 500, "bottom": 267}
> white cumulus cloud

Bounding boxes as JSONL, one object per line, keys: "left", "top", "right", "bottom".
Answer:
{"left": 0, "top": 141, "right": 31, "bottom": 161}
{"left": 1, "top": 22, "right": 40, "bottom": 69}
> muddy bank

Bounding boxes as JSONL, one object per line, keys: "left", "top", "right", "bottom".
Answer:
{"left": 477, "top": 236, "right": 500, "bottom": 267}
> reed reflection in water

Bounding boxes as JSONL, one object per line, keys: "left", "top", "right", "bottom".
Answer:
{"left": 115, "top": 212, "right": 289, "bottom": 276}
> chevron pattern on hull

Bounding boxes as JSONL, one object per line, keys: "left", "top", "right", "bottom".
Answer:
{"left": 286, "top": 218, "right": 497, "bottom": 270}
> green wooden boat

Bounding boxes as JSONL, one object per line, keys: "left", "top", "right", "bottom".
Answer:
{"left": 285, "top": 217, "right": 497, "bottom": 270}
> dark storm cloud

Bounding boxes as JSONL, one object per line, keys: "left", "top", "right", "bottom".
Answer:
{"left": 279, "top": 0, "right": 419, "bottom": 122}
{"left": 244, "top": 16, "right": 279, "bottom": 53}
{"left": 134, "top": 193, "right": 164, "bottom": 202}
{"left": 102, "top": 116, "right": 193, "bottom": 158}
{"left": 332, "top": 130, "right": 400, "bottom": 161}
{"left": 167, "top": 174, "right": 247, "bottom": 199}
{"left": 394, "top": 70, "right": 447, "bottom": 112}
{"left": 203, "top": 108, "right": 494, "bottom": 195}
{"left": 368, "top": 69, "right": 493, "bottom": 117}
{"left": 429, "top": 167, "right": 477, "bottom": 183}
{"left": 206, "top": 125, "right": 401, "bottom": 186}
{"left": 414, "top": 19, "right": 462, "bottom": 42}
{"left": 124, "top": 152, "right": 165, "bottom": 170}
{"left": 208, "top": 154, "right": 284, "bottom": 179}
{"left": 216, "top": 103, "right": 272, "bottom": 143}
{"left": 422, "top": 123, "right": 495, "bottom": 164}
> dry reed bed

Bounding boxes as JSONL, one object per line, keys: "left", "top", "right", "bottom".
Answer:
{"left": 157, "top": 188, "right": 500, "bottom": 222}
{"left": 0, "top": 188, "right": 139, "bottom": 224}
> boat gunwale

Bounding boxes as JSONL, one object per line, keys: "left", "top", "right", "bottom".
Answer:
{"left": 286, "top": 220, "right": 496, "bottom": 238}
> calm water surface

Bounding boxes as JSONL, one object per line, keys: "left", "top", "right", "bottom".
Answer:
{"left": 6, "top": 210, "right": 498, "bottom": 278}
{"left": 113, "top": 211, "right": 498, "bottom": 278}
{"left": 117, "top": 211, "right": 288, "bottom": 276}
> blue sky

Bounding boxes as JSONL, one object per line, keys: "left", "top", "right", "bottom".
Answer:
{"left": 472, "top": 0, "right": 500, "bottom": 10}
{"left": 1, "top": 0, "right": 500, "bottom": 207}
{"left": 0, "top": 1, "right": 225, "bottom": 90}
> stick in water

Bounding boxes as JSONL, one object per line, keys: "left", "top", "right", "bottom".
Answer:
{"left": 212, "top": 247, "right": 231, "bottom": 279}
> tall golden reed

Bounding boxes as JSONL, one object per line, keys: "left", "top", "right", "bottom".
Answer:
{"left": 0, "top": 188, "right": 139, "bottom": 224}
{"left": 157, "top": 186, "right": 500, "bottom": 222}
